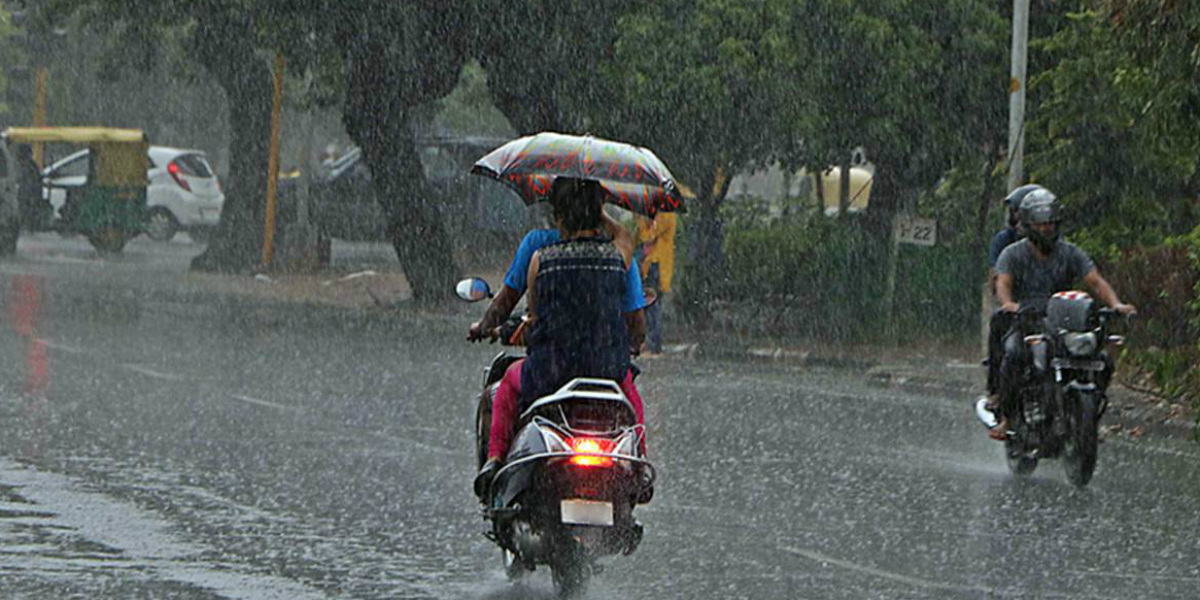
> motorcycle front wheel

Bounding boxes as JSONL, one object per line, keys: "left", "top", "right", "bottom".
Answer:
{"left": 1005, "top": 437, "right": 1039, "bottom": 477}
{"left": 1062, "top": 393, "right": 1099, "bottom": 487}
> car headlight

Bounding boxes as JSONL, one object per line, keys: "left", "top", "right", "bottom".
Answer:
{"left": 1063, "top": 332, "right": 1098, "bottom": 356}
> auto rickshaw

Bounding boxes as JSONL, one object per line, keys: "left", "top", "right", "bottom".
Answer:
{"left": 0, "top": 127, "right": 149, "bottom": 253}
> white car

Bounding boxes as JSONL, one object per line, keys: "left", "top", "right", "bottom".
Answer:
{"left": 43, "top": 146, "right": 224, "bottom": 241}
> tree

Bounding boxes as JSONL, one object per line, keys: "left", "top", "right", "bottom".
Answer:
{"left": 322, "top": 1, "right": 474, "bottom": 304}
{"left": 784, "top": 0, "right": 1007, "bottom": 234}
{"left": 1028, "top": 3, "right": 1200, "bottom": 257}
{"left": 40, "top": 0, "right": 286, "bottom": 272}
{"left": 471, "top": 0, "right": 639, "bottom": 135}
{"left": 600, "top": 0, "right": 801, "bottom": 314}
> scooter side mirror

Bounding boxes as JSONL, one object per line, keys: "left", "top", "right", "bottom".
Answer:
{"left": 455, "top": 277, "right": 492, "bottom": 302}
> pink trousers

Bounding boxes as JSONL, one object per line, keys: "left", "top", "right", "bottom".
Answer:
{"left": 487, "top": 358, "right": 645, "bottom": 460}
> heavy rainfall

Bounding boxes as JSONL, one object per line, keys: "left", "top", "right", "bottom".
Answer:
{"left": 1, "top": 1, "right": 1198, "bottom": 599}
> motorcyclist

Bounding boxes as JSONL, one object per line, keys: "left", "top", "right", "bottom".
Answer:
{"left": 473, "top": 177, "right": 648, "bottom": 498}
{"left": 987, "top": 188, "right": 1136, "bottom": 440}
{"left": 983, "top": 184, "right": 1044, "bottom": 411}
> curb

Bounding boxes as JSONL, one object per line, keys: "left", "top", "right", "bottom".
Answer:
{"left": 665, "top": 342, "right": 876, "bottom": 370}
{"left": 663, "top": 340, "right": 981, "bottom": 397}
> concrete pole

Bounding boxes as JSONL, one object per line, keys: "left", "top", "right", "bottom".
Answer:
{"left": 1007, "top": 0, "right": 1030, "bottom": 193}
{"left": 32, "top": 68, "right": 48, "bottom": 168}
{"left": 984, "top": 0, "right": 1031, "bottom": 355}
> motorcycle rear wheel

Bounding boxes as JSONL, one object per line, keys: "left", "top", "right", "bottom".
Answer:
{"left": 1063, "top": 395, "right": 1099, "bottom": 487}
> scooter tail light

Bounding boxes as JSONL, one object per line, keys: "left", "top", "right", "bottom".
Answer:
{"left": 569, "top": 437, "right": 614, "bottom": 467}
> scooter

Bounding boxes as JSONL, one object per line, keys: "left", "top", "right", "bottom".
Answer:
{"left": 457, "top": 277, "right": 655, "bottom": 597}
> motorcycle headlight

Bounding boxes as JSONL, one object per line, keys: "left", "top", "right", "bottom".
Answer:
{"left": 1063, "top": 332, "right": 1098, "bottom": 356}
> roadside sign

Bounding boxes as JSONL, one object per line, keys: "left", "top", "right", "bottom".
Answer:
{"left": 894, "top": 215, "right": 937, "bottom": 247}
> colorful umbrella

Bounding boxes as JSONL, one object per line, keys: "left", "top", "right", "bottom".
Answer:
{"left": 471, "top": 132, "right": 686, "bottom": 217}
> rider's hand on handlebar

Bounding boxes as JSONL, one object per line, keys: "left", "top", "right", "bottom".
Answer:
{"left": 1000, "top": 301, "right": 1019, "bottom": 313}
{"left": 1114, "top": 303, "right": 1137, "bottom": 317}
{"left": 467, "top": 321, "right": 499, "bottom": 343}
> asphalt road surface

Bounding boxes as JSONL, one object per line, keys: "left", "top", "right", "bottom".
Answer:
{"left": 2, "top": 235, "right": 1199, "bottom": 599}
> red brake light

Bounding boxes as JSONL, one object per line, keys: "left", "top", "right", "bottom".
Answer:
{"left": 167, "top": 160, "right": 192, "bottom": 192}
{"left": 569, "top": 437, "right": 614, "bottom": 467}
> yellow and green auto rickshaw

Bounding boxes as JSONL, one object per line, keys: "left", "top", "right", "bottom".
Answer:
{"left": 1, "top": 127, "right": 149, "bottom": 253}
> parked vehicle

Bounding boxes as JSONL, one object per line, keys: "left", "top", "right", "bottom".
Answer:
{"left": 42, "top": 146, "right": 224, "bottom": 242}
{"left": 457, "top": 277, "right": 654, "bottom": 598}
{"left": 302, "top": 138, "right": 515, "bottom": 243}
{"left": 307, "top": 148, "right": 386, "bottom": 242}
{"left": 976, "top": 291, "right": 1127, "bottom": 486}
{"left": 2, "top": 127, "right": 150, "bottom": 253}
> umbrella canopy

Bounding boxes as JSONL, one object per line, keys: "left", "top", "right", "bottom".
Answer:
{"left": 471, "top": 132, "right": 686, "bottom": 217}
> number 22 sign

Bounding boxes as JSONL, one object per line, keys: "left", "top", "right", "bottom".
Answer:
{"left": 893, "top": 215, "right": 937, "bottom": 247}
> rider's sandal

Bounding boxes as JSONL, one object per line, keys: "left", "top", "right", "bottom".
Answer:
{"left": 988, "top": 417, "right": 1010, "bottom": 441}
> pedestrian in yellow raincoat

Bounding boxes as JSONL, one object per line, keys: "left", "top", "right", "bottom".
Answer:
{"left": 637, "top": 211, "right": 676, "bottom": 355}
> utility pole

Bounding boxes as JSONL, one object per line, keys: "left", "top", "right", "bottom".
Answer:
{"left": 1007, "top": 0, "right": 1030, "bottom": 192}
{"left": 260, "top": 53, "right": 285, "bottom": 268}
{"left": 984, "top": 0, "right": 1032, "bottom": 352}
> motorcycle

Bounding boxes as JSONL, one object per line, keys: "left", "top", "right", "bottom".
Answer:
{"left": 456, "top": 277, "right": 656, "bottom": 597}
{"left": 976, "top": 291, "right": 1126, "bottom": 486}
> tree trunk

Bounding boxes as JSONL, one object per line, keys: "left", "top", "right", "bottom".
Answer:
{"left": 342, "top": 37, "right": 461, "bottom": 305}
{"left": 813, "top": 168, "right": 826, "bottom": 213}
{"left": 677, "top": 169, "right": 730, "bottom": 323}
{"left": 188, "top": 16, "right": 272, "bottom": 273}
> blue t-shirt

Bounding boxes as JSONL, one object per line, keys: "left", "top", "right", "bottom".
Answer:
{"left": 988, "top": 227, "right": 1021, "bottom": 268}
{"left": 504, "top": 229, "right": 647, "bottom": 312}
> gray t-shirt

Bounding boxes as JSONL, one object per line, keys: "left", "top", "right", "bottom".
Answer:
{"left": 995, "top": 239, "right": 1096, "bottom": 303}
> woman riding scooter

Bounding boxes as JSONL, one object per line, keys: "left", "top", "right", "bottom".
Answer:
{"left": 474, "top": 177, "right": 646, "bottom": 498}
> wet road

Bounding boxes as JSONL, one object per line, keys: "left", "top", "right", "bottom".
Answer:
{"left": 2, "top": 235, "right": 1199, "bottom": 599}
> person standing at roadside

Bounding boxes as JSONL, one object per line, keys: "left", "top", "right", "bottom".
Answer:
{"left": 638, "top": 211, "right": 676, "bottom": 356}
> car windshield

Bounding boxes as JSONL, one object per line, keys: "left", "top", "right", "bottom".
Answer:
{"left": 173, "top": 154, "right": 213, "bottom": 178}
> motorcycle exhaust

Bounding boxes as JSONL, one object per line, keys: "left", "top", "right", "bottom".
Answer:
{"left": 511, "top": 519, "right": 545, "bottom": 559}
{"left": 974, "top": 396, "right": 999, "bottom": 429}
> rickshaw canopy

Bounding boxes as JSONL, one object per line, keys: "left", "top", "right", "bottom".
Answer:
{"left": 2, "top": 127, "right": 150, "bottom": 186}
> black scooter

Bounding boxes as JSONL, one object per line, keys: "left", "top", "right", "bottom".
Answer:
{"left": 457, "top": 277, "right": 655, "bottom": 597}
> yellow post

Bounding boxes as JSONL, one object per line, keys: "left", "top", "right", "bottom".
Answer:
{"left": 32, "top": 68, "right": 48, "bottom": 168}
{"left": 261, "top": 53, "right": 285, "bottom": 268}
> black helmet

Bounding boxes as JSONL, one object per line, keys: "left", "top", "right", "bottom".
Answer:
{"left": 1018, "top": 188, "right": 1061, "bottom": 252}
{"left": 1003, "top": 184, "right": 1044, "bottom": 210}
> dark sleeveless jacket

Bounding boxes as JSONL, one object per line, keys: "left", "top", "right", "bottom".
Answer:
{"left": 520, "top": 236, "right": 630, "bottom": 410}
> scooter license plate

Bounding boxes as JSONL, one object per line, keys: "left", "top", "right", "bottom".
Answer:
{"left": 560, "top": 499, "right": 613, "bottom": 526}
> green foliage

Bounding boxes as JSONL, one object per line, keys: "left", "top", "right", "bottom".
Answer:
{"left": 604, "top": 0, "right": 799, "bottom": 194}
{"left": 0, "top": 4, "right": 12, "bottom": 115}
{"left": 1029, "top": 8, "right": 1200, "bottom": 252}
{"left": 717, "top": 211, "right": 978, "bottom": 341}
{"left": 719, "top": 215, "right": 885, "bottom": 340}
{"left": 432, "top": 61, "right": 515, "bottom": 139}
